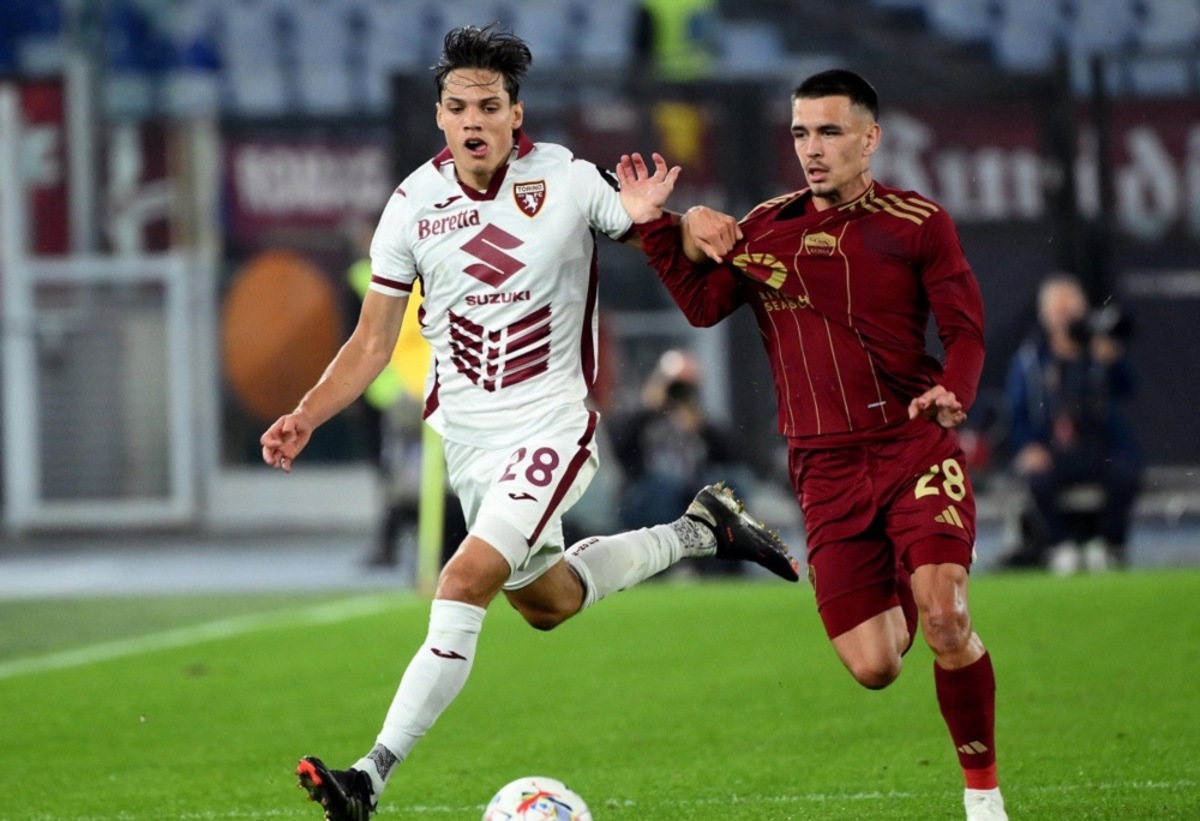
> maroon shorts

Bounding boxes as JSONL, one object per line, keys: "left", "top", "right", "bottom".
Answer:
{"left": 788, "top": 420, "right": 976, "bottom": 640}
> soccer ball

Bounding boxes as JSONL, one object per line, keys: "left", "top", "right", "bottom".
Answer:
{"left": 482, "top": 775, "right": 592, "bottom": 821}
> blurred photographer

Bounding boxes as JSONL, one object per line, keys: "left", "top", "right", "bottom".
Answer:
{"left": 613, "top": 350, "right": 752, "bottom": 576}
{"left": 1004, "top": 272, "right": 1142, "bottom": 572}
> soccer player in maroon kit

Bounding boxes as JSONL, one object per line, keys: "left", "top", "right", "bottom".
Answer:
{"left": 616, "top": 69, "right": 1008, "bottom": 821}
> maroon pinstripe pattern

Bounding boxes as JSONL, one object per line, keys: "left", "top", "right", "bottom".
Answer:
{"left": 448, "top": 304, "right": 553, "bottom": 392}
{"left": 506, "top": 304, "right": 552, "bottom": 336}
{"left": 499, "top": 358, "right": 550, "bottom": 388}
{"left": 505, "top": 315, "right": 552, "bottom": 352}
{"left": 527, "top": 410, "right": 598, "bottom": 546}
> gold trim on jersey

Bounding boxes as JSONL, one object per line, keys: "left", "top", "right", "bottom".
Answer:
{"left": 744, "top": 191, "right": 802, "bottom": 221}
{"left": 885, "top": 193, "right": 938, "bottom": 218}
{"left": 841, "top": 184, "right": 939, "bottom": 226}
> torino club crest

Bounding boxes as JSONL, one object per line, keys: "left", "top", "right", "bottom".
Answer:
{"left": 514, "top": 180, "right": 546, "bottom": 217}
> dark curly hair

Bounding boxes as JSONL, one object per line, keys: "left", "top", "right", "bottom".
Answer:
{"left": 433, "top": 25, "right": 533, "bottom": 102}
{"left": 793, "top": 69, "right": 879, "bottom": 120}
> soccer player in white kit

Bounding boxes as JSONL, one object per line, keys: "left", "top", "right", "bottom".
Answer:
{"left": 259, "top": 25, "right": 798, "bottom": 821}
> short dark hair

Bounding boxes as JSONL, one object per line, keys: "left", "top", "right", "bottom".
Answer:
{"left": 793, "top": 69, "right": 879, "bottom": 120}
{"left": 433, "top": 25, "right": 533, "bottom": 102}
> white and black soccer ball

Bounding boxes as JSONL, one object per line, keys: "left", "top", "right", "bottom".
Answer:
{"left": 482, "top": 775, "right": 592, "bottom": 821}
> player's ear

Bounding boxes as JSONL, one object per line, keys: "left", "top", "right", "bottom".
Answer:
{"left": 435, "top": 102, "right": 446, "bottom": 132}
{"left": 863, "top": 121, "right": 881, "bottom": 157}
{"left": 511, "top": 100, "right": 524, "bottom": 131}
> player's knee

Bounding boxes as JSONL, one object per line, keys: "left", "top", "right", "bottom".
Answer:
{"left": 524, "top": 612, "right": 565, "bottom": 632}
{"left": 845, "top": 653, "right": 902, "bottom": 690}
{"left": 436, "top": 565, "right": 499, "bottom": 607}
{"left": 435, "top": 540, "right": 510, "bottom": 606}
{"left": 514, "top": 601, "right": 571, "bottom": 632}
{"left": 921, "top": 602, "right": 971, "bottom": 657}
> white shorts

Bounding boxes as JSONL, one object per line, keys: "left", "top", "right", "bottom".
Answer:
{"left": 443, "top": 404, "right": 600, "bottom": 590}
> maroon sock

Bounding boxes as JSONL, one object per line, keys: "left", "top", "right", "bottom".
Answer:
{"left": 934, "top": 651, "right": 998, "bottom": 788}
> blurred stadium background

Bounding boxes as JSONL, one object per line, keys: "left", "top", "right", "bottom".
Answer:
{"left": 1, "top": 0, "right": 1198, "bottom": 588}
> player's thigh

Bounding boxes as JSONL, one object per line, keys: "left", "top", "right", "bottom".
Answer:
{"left": 883, "top": 425, "right": 977, "bottom": 572}
{"left": 830, "top": 606, "right": 909, "bottom": 687}
{"left": 444, "top": 409, "right": 600, "bottom": 590}
{"left": 789, "top": 446, "right": 899, "bottom": 639}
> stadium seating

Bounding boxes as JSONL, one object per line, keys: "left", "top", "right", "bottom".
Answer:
{"left": 924, "top": 0, "right": 993, "bottom": 43}
{"left": 0, "top": 0, "right": 64, "bottom": 74}
{"left": 1, "top": 0, "right": 647, "bottom": 116}
{"left": 8, "top": 0, "right": 1196, "bottom": 115}
{"left": 867, "top": 0, "right": 1200, "bottom": 94}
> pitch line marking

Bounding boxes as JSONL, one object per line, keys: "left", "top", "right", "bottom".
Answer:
{"left": 0, "top": 595, "right": 407, "bottom": 681}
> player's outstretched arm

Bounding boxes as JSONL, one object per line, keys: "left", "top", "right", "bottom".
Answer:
{"left": 617, "top": 152, "right": 741, "bottom": 264}
{"left": 261, "top": 290, "right": 409, "bottom": 472}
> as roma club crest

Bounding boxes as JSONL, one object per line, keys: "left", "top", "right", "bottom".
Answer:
{"left": 513, "top": 180, "right": 546, "bottom": 218}
{"left": 804, "top": 231, "right": 837, "bottom": 256}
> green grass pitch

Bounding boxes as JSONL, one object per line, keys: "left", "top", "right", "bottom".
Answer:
{"left": 1, "top": 570, "right": 1198, "bottom": 820}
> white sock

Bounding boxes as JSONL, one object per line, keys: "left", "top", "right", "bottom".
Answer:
{"left": 565, "top": 518, "right": 714, "bottom": 610}
{"left": 355, "top": 599, "right": 486, "bottom": 798}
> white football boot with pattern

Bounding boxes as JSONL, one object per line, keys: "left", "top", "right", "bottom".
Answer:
{"left": 964, "top": 787, "right": 1008, "bottom": 820}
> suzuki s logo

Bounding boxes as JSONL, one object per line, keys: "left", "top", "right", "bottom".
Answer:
{"left": 461, "top": 224, "right": 525, "bottom": 287}
{"left": 513, "top": 180, "right": 546, "bottom": 218}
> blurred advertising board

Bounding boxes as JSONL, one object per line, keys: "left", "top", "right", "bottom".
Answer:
{"left": 774, "top": 97, "right": 1200, "bottom": 244}
{"left": 9, "top": 76, "right": 69, "bottom": 254}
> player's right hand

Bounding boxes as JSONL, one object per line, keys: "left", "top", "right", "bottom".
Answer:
{"left": 260, "top": 410, "right": 315, "bottom": 473}
{"left": 908, "top": 385, "right": 966, "bottom": 429}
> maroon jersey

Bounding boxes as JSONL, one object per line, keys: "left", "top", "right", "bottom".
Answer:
{"left": 637, "top": 182, "right": 985, "bottom": 447}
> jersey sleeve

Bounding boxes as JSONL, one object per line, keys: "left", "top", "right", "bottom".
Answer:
{"left": 635, "top": 215, "right": 744, "bottom": 327}
{"left": 569, "top": 158, "right": 634, "bottom": 240}
{"left": 920, "top": 209, "right": 985, "bottom": 410}
{"left": 368, "top": 190, "right": 417, "bottom": 297}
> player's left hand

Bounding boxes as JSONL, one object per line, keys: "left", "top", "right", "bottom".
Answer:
{"left": 616, "top": 152, "right": 681, "bottom": 224}
{"left": 682, "top": 206, "right": 742, "bottom": 263}
{"left": 260, "top": 408, "right": 316, "bottom": 473}
{"left": 908, "top": 386, "right": 967, "bottom": 429}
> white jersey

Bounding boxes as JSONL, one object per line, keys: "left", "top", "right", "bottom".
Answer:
{"left": 369, "top": 132, "right": 632, "bottom": 448}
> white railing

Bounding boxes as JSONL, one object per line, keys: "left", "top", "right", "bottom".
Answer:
{"left": 1, "top": 87, "right": 198, "bottom": 532}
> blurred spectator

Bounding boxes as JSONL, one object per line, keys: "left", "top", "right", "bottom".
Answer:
{"left": 613, "top": 349, "right": 749, "bottom": 575}
{"left": 632, "top": 0, "right": 719, "bottom": 82}
{"left": 1004, "top": 272, "right": 1142, "bottom": 573}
